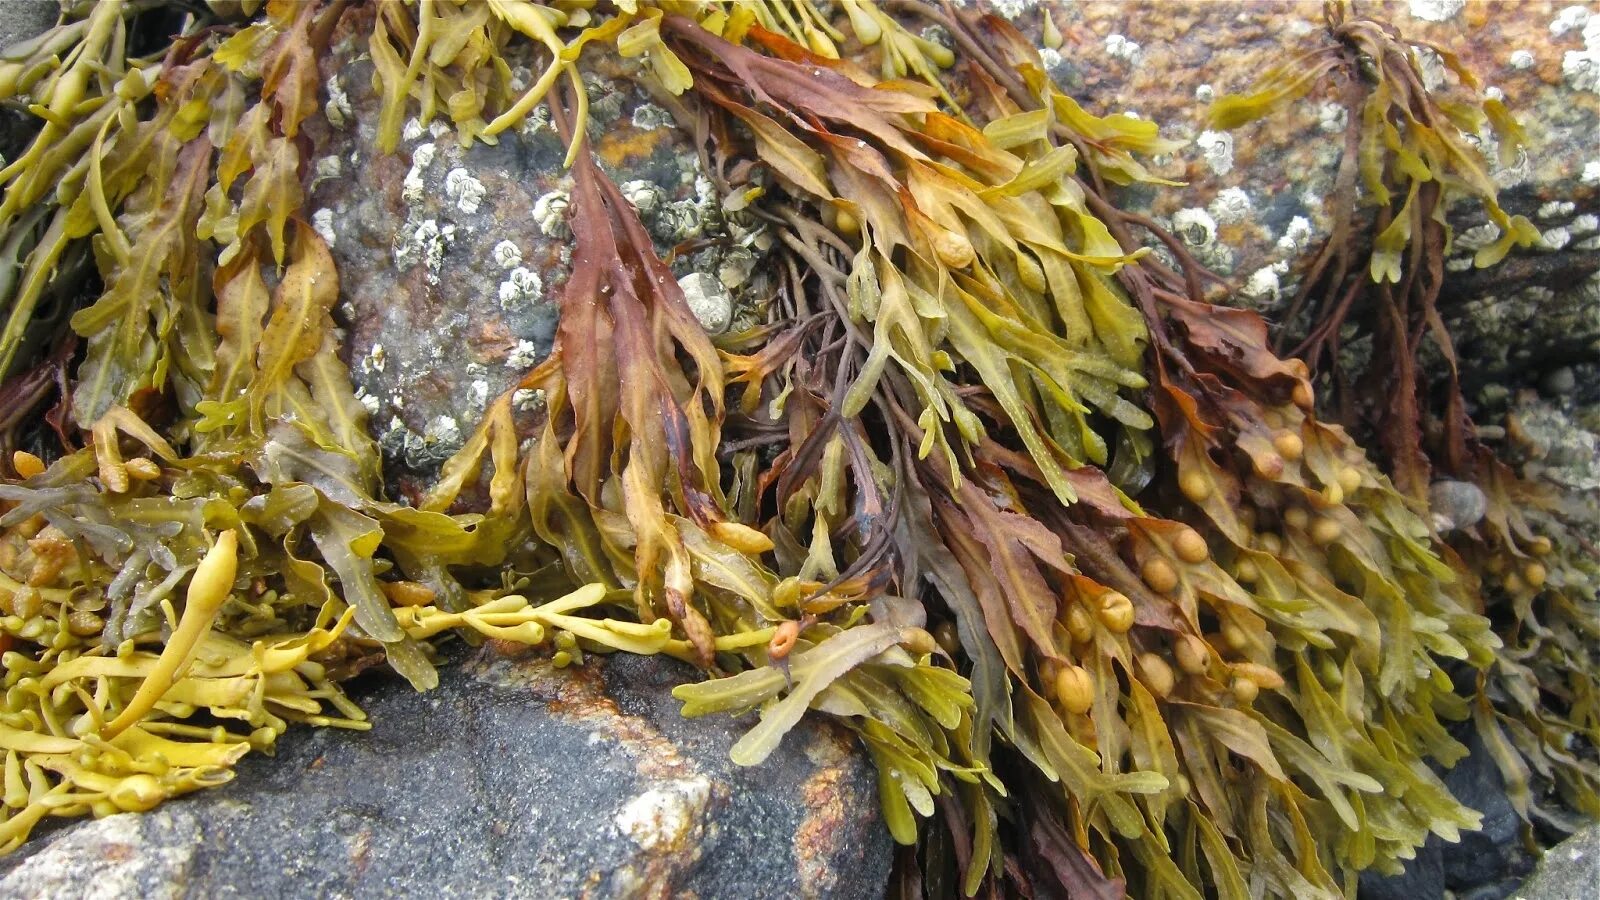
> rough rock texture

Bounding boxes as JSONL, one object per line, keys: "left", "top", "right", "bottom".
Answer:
{"left": 0, "top": 650, "right": 890, "bottom": 900}
{"left": 1515, "top": 821, "right": 1600, "bottom": 899}
{"left": 0, "top": 0, "right": 54, "bottom": 56}
{"left": 1009, "top": 0, "right": 1599, "bottom": 328}
{"left": 0, "top": 0, "right": 57, "bottom": 164}
{"left": 308, "top": 9, "right": 770, "bottom": 496}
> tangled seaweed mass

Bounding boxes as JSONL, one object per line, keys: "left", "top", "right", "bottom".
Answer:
{"left": 0, "top": 0, "right": 1595, "bottom": 896}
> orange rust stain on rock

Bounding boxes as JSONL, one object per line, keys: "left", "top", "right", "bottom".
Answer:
{"left": 100, "top": 842, "right": 135, "bottom": 863}
{"left": 596, "top": 127, "right": 672, "bottom": 169}
{"left": 792, "top": 731, "right": 858, "bottom": 898}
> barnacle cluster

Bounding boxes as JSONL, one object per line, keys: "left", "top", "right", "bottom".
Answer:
{"left": 0, "top": 2, "right": 1594, "bottom": 897}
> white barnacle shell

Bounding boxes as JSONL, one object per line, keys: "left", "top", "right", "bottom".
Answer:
{"left": 534, "top": 190, "right": 572, "bottom": 238}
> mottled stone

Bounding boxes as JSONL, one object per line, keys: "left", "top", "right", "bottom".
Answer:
{"left": 0, "top": 651, "right": 890, "bottom": 900}
{"left": 0, "top": 0, "right": 53, "bottom": 54}
{"left": 1429, "top": 478, "right": 1489, "bottom": 532}
{"left": 1513, "top": 819, "right": 1600, "bottom": 900}
{"left": 307, "top": 9, "right": 770, "bottom": 496}
{"left": 0, "top": 0, "right": 56, "bottom": 165}
{"left": 1014, "top": 0, "right": 1600, "bottom": 373}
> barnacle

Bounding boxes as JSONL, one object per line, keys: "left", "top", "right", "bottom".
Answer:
{"left": 0, "top": 1, "right": 1593, "bottom": 897}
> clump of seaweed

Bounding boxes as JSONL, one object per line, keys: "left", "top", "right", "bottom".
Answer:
{"left": 1211, "top": 0, "right": 1600, "bottom": 835}
{"left": 0, "top": 1, "right": 1593, "bottom": 897}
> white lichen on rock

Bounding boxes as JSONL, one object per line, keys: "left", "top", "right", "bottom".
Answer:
{"left": 620, "top": 180, "right": 665, "bottom": 215}
{"left": 312, "top": 155, "right": 342, "bottom": 188}
{"left": 393, "top": 219, "right": 455, "bottom": 283}
{"left": 325, "top": 75, "right": 352, "bottom": 127}
{"left": 1317, "top": 101, "right": 1347, "bottom": 134}
{"left": 402, "top": 143, "right": 436, "bottom": 207}
{"left": 355, "top": 387, "right": 380, "bottom": 416}
{"left": 1563, "top": 50, "right": 1599, "bottom": 92}
{"left": 424, "top": 415, "right": 462, "bottom": 450}
{"left": 1172, "top": 208, "right": 1218, "bottom": 248}
{"left": 1538, "top": 200, "right": 1577, "bottom": 221}
{"left": 1540, "top": 226, "right": 1572, "bottom": 251}
{"left": 1557, "top": 9, "right": 1600, "bottom": 93}
{"left": 1276, "top": 216, "right": 1315, "bottom": 254}
{"left": 630, "top": 103, "right": 674, "bottom": 130}
{"left": 988, "top": 0, "right": 1027, "bottom": 20}
{"left": 1550, "top": 6, "right": 1591, "bottom": 38}
{"left": 312, "top": 209, "right": 337, "bottom": 248}
{"left": 1241, "top": 266, "right": 1284, "bottom": 305}
{"left": 512, "top": 388, "right": 545, "bottom": 412}
{"left": 613, "top": 778, "right": 711, "bottom": 853}
{"left": 1412, "top": 46, "right": 1446, "bottom": 92}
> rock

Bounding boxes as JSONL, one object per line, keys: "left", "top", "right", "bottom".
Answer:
{"left": 308, "top": 7, "right": 771, "bottom": 495}
{"left": 1004, "top": 0, "right": 1600, "bottom": 387}
{"left": 0, "top": 0, "right": 53, "bottom": 55}
{"left": 1539, "top": 366, "right": 1577, "bottom": 397}
{"left": 1359, "top": 844, "right": 1445, "bottom": 900}
{"left": 1514, "top": 820, "right": 1600, "bottom": 900}
{"left": 0, "top": 650, "right": 890, "bottom": 900}
{"left": 1429, "top": 479, "right": 1490, "bottom": 532}
{"left": 0, "top": 0, "right": 57, "bottom": 163}
{"left": 1438, "top": 726, "right": 1536, "bottom": 897}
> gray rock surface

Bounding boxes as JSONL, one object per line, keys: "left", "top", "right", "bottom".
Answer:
{"left": 0, "top": 0, "right": 54, "bottom": 55}
{"left": 0, "top": 0, "right": 56, "bottom": 165}
{"left": 0, "top": 650, "right": 890, "bottom": 900}
{"left": 1514, "top": 821, "right": 1600, "bottom": 900}
{"left": 308, "top": 8, "right": 770, "bottom": 498}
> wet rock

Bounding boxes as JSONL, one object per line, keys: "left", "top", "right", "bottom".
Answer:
{"left": 1540, "top": 366, "right": 1577, "bottom": 397}
{"left": 1515, "top": 820, "right": 1600, "bottom": 900}
{"left": 0, "top": 0, "right": 56, "bottom": 163}
{"left": 1358, "top": 844, "right": 1445, "bottom": 900}
{"left": 1437, "top": 726, "right": 1536, "bottom": 898}
{"left": 1429, "top": 479, "right": 1489, "bottom": 532}
{"left": 0, "top": 0, "right": 53, "bottom": 53}
{"left": 307, "top": 8, "right": 770, "bottom": 496}
{"left": 1008, "top": 0, "right": 1600, "bottom": 382}
{"left": 0, "top": 650, "right": 890, "bottom": 900}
